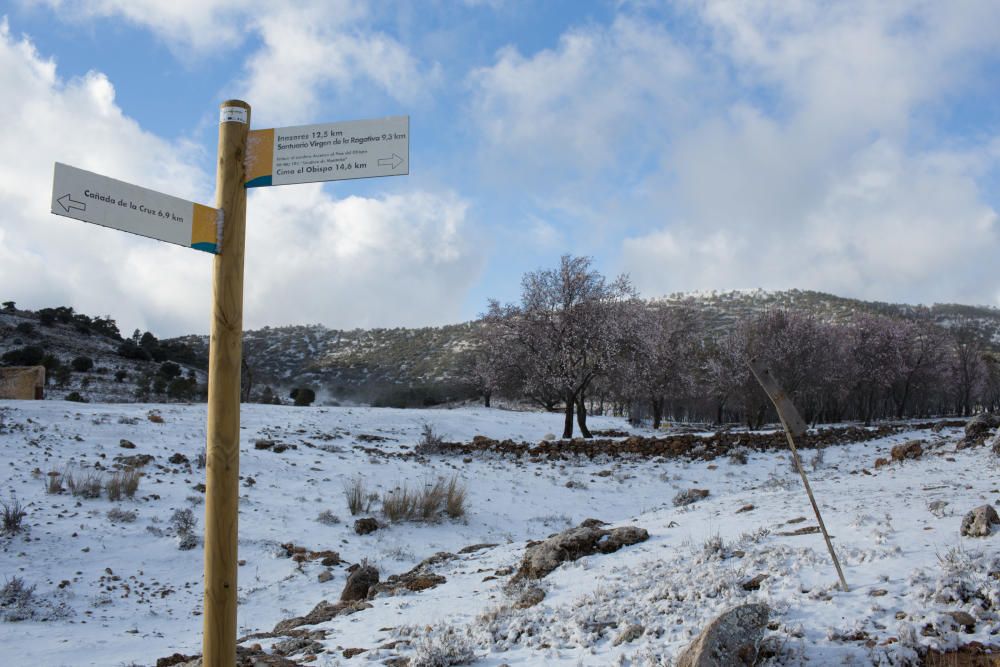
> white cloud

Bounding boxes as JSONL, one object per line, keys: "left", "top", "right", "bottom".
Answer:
{"left": 243, "top": 186, "right": 479, "bottom": 330}
{"left": 469, "top": 2, "right": 1000, "bottom": 306}
{"left": 0, "top": 22, "right": 481, "bottom": 335}
{"left": 23, "top": 0, "right": 262, "bottom": 52}
{"left": 469, "top": 15, "right": 695, "bottom": 188}
{"left": 240, "top": 6, "right": 439, "bottom": 127}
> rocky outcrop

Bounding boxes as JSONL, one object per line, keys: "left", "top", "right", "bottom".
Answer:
{"left": 341, "top": 563, "right": 379, "bottom": 602}
{"left": 676, "top": 603, "right": 770, "bottom": 667}
{"left": 890, "top": 440, "right": 923, "bottom": 462}
{"left": 960, "top": 505, "right": 1000, "bottom": 537}
{"left": 962, "top": 413, "right": 1000, "bottom": 448}
{"left": 511, "top": 519, "right": 648, "bottom": 582}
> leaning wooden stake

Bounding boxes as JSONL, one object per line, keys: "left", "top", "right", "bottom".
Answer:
{"left": 203, "top": 99, "right": 251, "bottom": 666}
{"left": 748, "top": 358, "right": 849, "bottom": 592}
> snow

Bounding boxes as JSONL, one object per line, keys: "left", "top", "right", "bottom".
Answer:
{"left": 0, "top": 400, "right": 998, "bottom": 665}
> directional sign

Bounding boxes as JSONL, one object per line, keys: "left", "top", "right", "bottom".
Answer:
{"left": 245, "top": 116, "right": 408, "bottom": 188}
{"left": 50, "top": 163, "right": 221, "bottom": 254}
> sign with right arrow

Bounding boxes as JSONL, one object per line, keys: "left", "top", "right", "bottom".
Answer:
{"left": 245, "top": 115, "right": 408, "bottom": 188}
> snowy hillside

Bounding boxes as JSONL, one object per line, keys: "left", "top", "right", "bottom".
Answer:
{"left": 1, "top": 401, "right": 998, "bottom": 665}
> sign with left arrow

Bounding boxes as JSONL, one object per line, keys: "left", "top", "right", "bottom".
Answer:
{"left": 50, "top": 162, "right": 222, "bottom": 254}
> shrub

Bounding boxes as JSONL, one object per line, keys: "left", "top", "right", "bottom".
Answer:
{"left": 147, "top": 411, "right": 164, "bottom": 424}
{"left": 290, "top": 387, "right": 316, "bottom": 407}
{"left": 65, "top": 392, "right": 88, "bottom": 403}
{"left": 14, "top": 322, "right": 34, "bottom": 336}
{"left": 417, "top": 479, "right": 448, "bottom": 521}
{"left": 1, "top": 497, "right": 27, "bottom": 534}
{"left": 381, "top": 475, "right": 467, "bottom": 523}
{"left": 66, "top": 469, "right": 103, "bottom": 499}
{"left": 445, "top": 476, "right": 467, "bottom": 519}
{"left": 415, "top": 423, "right": 448, "bottom": 455}
{"left": 316, "top": 510, "right": 340, "bottom": 525}
{"left": 382, "top": 486, "right": 417, "bottom": 522}
{"left": 105, "top": 469, "right": 141, "bottom": 501}
{"left": 169, "top": 508, "right": 198, "bottom": 550}
{"left": 0, "top": 577, "right": 37, "bottom": 622}
{"left": 2, "top": 345, "right": 45, "bottom": 366}
{"left": 410, "top": 627, "right": 477, "bottom": 666}
{"left": 70, "top": 356, "right": 93, "bottom": 372}
{"left": 158, "top": 361, "right": 181, "bottom": 379}
{"left": 106, "top": 508, "right": 137, "bottom": 523}
{"left": 344, "top": 478, "right": 373, "bottom": 516}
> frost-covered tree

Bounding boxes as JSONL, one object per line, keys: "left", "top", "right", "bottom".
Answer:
{"left": 614, "top": 302, "right": 700, "bottom": 429}
{"left": 485, "top": 255, "right": 636, "bottom": 438}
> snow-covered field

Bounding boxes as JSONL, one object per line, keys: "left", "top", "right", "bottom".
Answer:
{"left": 1, "top": 401, "right": 998, "bottom": 666}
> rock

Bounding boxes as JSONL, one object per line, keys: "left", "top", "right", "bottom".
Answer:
{"left": 514, "top": 586, "right": 546, "bottom": 609}
{"left": 542, "top": 433, "right": 556, "bottom": 441}
{"left": 735, "top": 504, "right": 754, "bottom": 514}
{"left": 874, "top": 457, "right": 890, "bottom": 469}
{"left": 890, "top": 441, "right": 922, "bottom": 462}
{"left": 342, "top": 648, "right": 367, "bottom": 658}
{"left": 947, "top": 611, "right": 976, "bottom": 629}
{"left": 613, "top": 624, "right": 644, "bottom": 646}
{"left": 317, "top": 570, "right": 333, "bottom": 583}
{"left": 458, "top": 543, "right": 498, "bottom": 554}
{"left": 673, "top": 489, "right": 710, "bottom": 506}
{"left": 272, "top": 637, "right": 324, "bottom": 657}
{"left": 370, "top": 552, "right": 453, "bottom": 597}
{"left": 340, "top": 564, "right": 379, "bottom": 602}
{"left": 354, "top": 517, "right": 379, "bottom": 535}
{"left": 114, "top": 453, "right": 154, "bottom": 467}
{"left": 960, "top": 504, "right": 1000, "bottom": 537}
{"left": 119, "top": 439, "right": 136, "bottom": 449}
{"left": 963, "top": 413, "right": 1000, "bottom": 447}
{"left": 511, "top": 520, "right": 648, "bottom": 581}
{"left": 676, "top": 603, "right": 770, "bottom": 667}
{"left": 254, "top": 439, "right": 274, "bottom": 450}
{"left": 273, "top": 599, "right": 372, "bottom": 634}
{"left": 741, "top": 574, "right": 768, "bottom": 591}
{"left": 168, "top": 452, "right": 189, "bottom": 465}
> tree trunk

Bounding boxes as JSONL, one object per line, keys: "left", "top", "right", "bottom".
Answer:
{"left": 483, "top": 391, "right": 491, "bottom": 408}
{"left": 651, "top": 396, "right": 664, "bottom": 430}
{"left": 576, "top": 394, "right": 592, "bottom": 438}
{"left": 562, "top": 393, "right": 575, "bottom": 439}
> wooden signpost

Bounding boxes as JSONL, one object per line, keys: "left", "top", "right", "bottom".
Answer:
{"left": 748, "top": 358, "right": 849, "bottom": 592}
{"left": 50, "top": 100, "right": 410, "bottom": 666}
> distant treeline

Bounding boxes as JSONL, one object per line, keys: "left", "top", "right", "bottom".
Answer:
{"left": 471, "top": 257, "right": 1000, "bottom": 437}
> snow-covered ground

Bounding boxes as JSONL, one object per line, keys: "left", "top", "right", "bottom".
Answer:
{"left": 0, "top": 401, "right": 997, "bottom": 666}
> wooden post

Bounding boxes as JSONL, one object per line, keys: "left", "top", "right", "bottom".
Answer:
{"left": 748, "top": 358, "right": 849, "bottom": 592}
{"left": 203, "top": 99, "right": 250, "bottom": 666}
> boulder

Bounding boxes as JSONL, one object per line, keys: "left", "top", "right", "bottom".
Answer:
{"left": 273, "top": 599, "right": 372, "bottom": 634}
{"left": 353, "top": 517, "right": 379, "bottom": 535}
{"left": 340, "top": 564, "right": 379, "bottom": 602}
{"left": 511, "top": 520, "right": 648, "bottom": 582}
{"left": 676, "top": 603, "right": 770, "bottom": 667}
{"left": 890, "top": 441, "right": 922, "bottom": 462}
{"left": 960, "top": 505, "right": 1000, "bottom": 537}
{"left": 963, "top": 413, "right": 1000, "bottom": 447}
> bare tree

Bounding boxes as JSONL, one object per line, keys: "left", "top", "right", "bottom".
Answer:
{"left": 485, "top": 255, "right": 636, "bottom": 438}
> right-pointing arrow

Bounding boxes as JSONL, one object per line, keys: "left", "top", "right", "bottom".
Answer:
{"left": 57, "top": 194, "right": 86, "bottom": 213}
{"left": 377, "top": 153, "right": 404, "bottom": 170}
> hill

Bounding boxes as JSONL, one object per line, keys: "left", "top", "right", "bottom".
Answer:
{"left": 4, "top": 290, "right": 1000, "bottom": 405}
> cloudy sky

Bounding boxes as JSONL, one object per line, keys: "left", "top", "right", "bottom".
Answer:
{"left": 1, "top": 1, "right": 998, "bottom": 337}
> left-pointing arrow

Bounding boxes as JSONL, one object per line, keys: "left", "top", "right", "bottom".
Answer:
{"left": 57, "top": 194, "right": 86, "bottom": 213}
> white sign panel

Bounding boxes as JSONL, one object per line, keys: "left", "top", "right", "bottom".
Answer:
{"left": 246, "top": 116, "right": 409, "bottom": 188}
{"left": 50, "top": 163, "right": 221, "bottom": 254}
